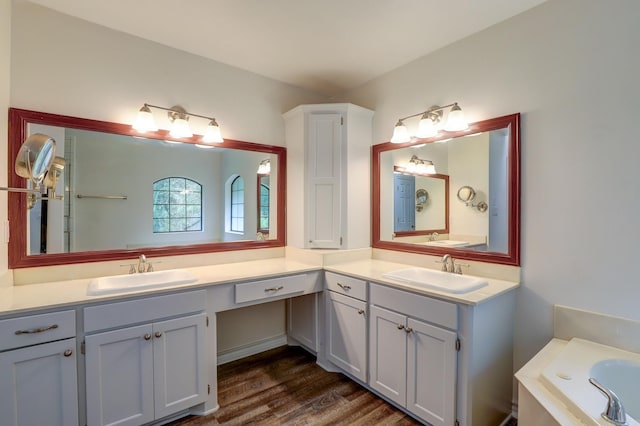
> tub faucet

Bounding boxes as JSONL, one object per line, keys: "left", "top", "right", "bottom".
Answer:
{"left": 137, "top": 254, "right": 147, "bottom": 273}
{"left": 589, "top": 378, "right": 627, "bottom": 425}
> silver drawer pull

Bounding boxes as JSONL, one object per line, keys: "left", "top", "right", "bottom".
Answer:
{"left": 155, "top": 331, "right": 163, "bottom": 338}
{"left": 357, "top": 309, "right": 365, "bottom": 315}
{"left": 337, "top": 282, "right": 351, "bottom": 290}
{"left": 264, "top": 286, "right": 284, "bottom": 292}
{"left": 15, "top": 324, "right": 59, "bottom": 335}
{"left": 144, "top": 333, "right": 152, "bottom": 341}
{"left": 405, "top": 327, "right": 413, "bottom": 334}
{"left": 397, "top": 324, "right": 405, "bottom": 330}
{"left": 63, "top": 349, "right": 73, "bottom": 357}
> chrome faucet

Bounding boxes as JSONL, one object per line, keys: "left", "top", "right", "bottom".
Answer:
{"left": 589, "top": 378, "right": 627, "bottom": 425}
{"left": 428, "top": 232, "right": 439, "bottom": 242}
{"left": 137, "top": 254, "right": 147, "bottom": 273}
{"left": 440, "top": 254, "right": 454, "bottom": 272}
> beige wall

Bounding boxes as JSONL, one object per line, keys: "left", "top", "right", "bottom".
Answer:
{"left": 344, "top": 0, "right": 640, "bottom": 370}
{"left": 0, "top": 0, "right": 10, "bottom": 286}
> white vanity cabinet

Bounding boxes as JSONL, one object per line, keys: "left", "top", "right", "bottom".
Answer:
{"left": 325, "top": 272, "right": 368, "bottom": 382}
{"left": 0, "top": 310, "right": 78, "bottom": 426}
{"left": 284, "top": 103, "right": 373, "bottom": 249}
{"left": 84, "top": 290, "right": 207, "bottom": 426}
{"left": 369, "top": 283, "right": 458, "bottom": 426}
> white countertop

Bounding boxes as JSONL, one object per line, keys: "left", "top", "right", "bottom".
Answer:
{"left": 0, "top": 255, "right": 519, "bottom": 317}
{"left": 0, "top": 258, "right": 322, "bottom": 316}
{"left": 325, "top": 259, "right": 519, "bottom": 305}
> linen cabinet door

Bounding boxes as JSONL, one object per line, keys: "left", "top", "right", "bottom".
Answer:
{"left": 369, "top": 305, "right": 407, "bottom": 406}
{"left": 0, "top": 339, "right": 78, "bottom": 426}
{"left": 152, "top": 313, "right": 207, "bottom": 419}
{"left": 85, "top": 324, "right": 154, "bottom": 426}
{"left": 406, "top": 318, "right": 457, "bottom": 426}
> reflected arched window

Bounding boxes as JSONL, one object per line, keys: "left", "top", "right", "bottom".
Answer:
{"left": 153, "top": 177, "right": 202, "bottom": 233}
{"left": 230, "top": 176, "right": 244, "bottom": 232}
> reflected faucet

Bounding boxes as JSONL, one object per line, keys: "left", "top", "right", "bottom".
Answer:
{"left": 137, "top": 254, "right": 147, "bottom": 273}
{"left": 428, "top": 232, "right": 439, "bottom": 242}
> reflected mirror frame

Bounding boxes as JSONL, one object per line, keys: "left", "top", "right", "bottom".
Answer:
{"left": 8, "top": 108, "right": 287, "bottom": 269}
{"left": 372, "top": 113, "right": 521, "bottom": 266}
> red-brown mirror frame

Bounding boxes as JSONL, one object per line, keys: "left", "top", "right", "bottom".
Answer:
{"left": 8, "top": 108, "right": 286, "bottom": 268}
{"left": 372, "top": 113, "right": 520, "bottom": 266}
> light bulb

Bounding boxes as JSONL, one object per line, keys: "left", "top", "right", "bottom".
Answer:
{"left": 444, "top": 103, "right": 469, "bottom": 132}
{"left": 390, "top": 120, "right": 410, "bottom": 143}
{"left": 132, "top": 105, "right": 158, "bottom": 133}
{"left": 202, "top": 119, "right": 223, "bottom": 143}
{"left": 170, "top": 117, "right": 193, "bottom": 138}
{"left": 417, "top": 114, "right": 438, "bottom": 138}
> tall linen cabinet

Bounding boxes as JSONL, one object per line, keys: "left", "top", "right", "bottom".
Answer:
{"left": 284, "top": 103, "right": 374, "bottom": 250}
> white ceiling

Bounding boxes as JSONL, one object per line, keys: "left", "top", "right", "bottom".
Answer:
{"left": 25, "top": 0, "right": 546, "bottom": 96}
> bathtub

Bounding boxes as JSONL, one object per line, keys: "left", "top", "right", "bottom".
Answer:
{"left": 540, "top": 338, "right": 640, "bottom": 425}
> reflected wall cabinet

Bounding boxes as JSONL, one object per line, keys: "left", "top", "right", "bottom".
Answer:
{"left": 284, "top": 103, "right": 374, "bottom": 249}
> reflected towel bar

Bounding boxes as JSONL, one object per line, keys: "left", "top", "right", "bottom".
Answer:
{"left": 76, "top": 194, "right": 127, "bottom": 200}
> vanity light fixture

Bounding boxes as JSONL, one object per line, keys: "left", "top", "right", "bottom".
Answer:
{"left": 257, "top": 159, "right": 271, "bottom": 174}
{"left": 133, "top": 103, "right": 224, "bottom": 143}
{"left": 390, "top": 102, "right": 469, "bottom": 143}
{"left": 407, "top": 154, "right": 436, "bottom": 174}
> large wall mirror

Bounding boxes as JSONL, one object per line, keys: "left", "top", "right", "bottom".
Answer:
{"left": 373, "top": 113, "right": 520, "bottom": 266}
{"left": 8, "top": 108, "right": 286, "bottom": 268}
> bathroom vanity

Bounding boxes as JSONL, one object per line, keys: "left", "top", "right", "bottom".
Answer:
{"left": 0, "top": 253, "right": 517, "bottom": 426}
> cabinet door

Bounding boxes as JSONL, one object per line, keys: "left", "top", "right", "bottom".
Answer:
{"left": 153, "top": 313, "right": 207, "bottom": 419}
{"left": 307, "top": 113, "right": 342, "bottom": 248}
{"left": 86, "top": 324, "right": 154, "bottom": 426}
{"left": 327, "top": 291, "right": 367, "bottom": 382}
{"left": 0, "top": 338, "right": 78, "bottom": 426}
{"left": 369, "top": 305, "right": 407, "bottom": 406}
{"left": 406, "top": 318, "right": 457, "bottom": 426}
{"left": 288, "top": 293, "right": 317, "bottom": 351}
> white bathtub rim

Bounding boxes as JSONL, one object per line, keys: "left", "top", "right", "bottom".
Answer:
{"left": 540, "top": 338, "right": 640, "bottom": 425}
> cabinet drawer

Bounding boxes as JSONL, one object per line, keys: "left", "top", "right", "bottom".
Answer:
{"left": 235, "top": 273, "right": 320, "bottom": 304}
{"left": 370, "top": 283, "right": 457, "bottom": 330}
{"left": 84, "top": 290, "right": 206, "bottom": 333}
{"left": 0, "top": 310, "right": 75, "bottom": 352}
{"left": 325, "top": 272, "right": 367, "bottom": 301}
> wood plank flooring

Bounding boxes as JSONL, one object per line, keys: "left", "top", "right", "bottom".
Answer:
{"left": 168, "top": 345, "right": 422, "bottom": 425}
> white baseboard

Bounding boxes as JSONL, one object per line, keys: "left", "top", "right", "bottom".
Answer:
{"left": 217, "top": 335, "right": 288, "bottom": 365}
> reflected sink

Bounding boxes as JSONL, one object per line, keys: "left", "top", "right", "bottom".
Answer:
{"left": 423, "top": 240, "right": 469, "bottom": 248}
{"left": 87, "top": 269, "right": 198, "bottom": 295}
{"left": 382, "top": 267, "right": 488, "bottom": 294}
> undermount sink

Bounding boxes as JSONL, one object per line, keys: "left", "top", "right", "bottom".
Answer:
{"left": 423, "top": 240, "right": 470, "bottom": 248}
{"left": 382, "top": 267, "right": 488, "bottom": 294}
{"left": 87, "top": 269, "right": 198, "bottom": 296}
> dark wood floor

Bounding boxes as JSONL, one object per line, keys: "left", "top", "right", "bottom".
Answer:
{"left": 168, "top": 345, "right": 422, "bottom": 425}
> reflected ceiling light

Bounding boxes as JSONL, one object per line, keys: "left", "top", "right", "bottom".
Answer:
{"left": 132, "top": 103, "right": 224, "bottom": 143}
{"left": 390, "top": 102, "right": 469, "bottom": 143}
{"left": 408, "top": 154, "right": 436, "bottom": 174}
{"left": 257, "top": 159, "right": 271, "bottom": 174}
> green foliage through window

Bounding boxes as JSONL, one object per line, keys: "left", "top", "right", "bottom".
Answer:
{"left": 153, "top": 177, "right": 202, "bottom": 233}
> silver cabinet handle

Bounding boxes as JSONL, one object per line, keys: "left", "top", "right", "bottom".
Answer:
{"left": 337, "top": 283, "right": 351, "bottom": 290}
{"left": 357, "top": 309, "right": 365, "bottom": 315}
{"left": 397, "top": 324, "right": 405, "bottom": 330}
{"left": 264, "top": 286, "right": 284, "bottom": 292}
{"left": 405, "top": 327, "right": 413, "bottom": 334}
{"left": 15, "top": 324, "right": 59, "bottom": 335}
{"left": 63, "top": 349, "right": 73, "bottom": 357}
{"left": 144, "top": 333, "right": 152, "bottom": 341}
{"left": 155, "top": 331, "right": 163, "bottom": 338}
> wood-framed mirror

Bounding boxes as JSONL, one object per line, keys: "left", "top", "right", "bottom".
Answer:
{"left": 8, "top": 108, "right": 286, "bottom": 269}
{"left": 372, "top": 113, "right": 520, "bottom": 266}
